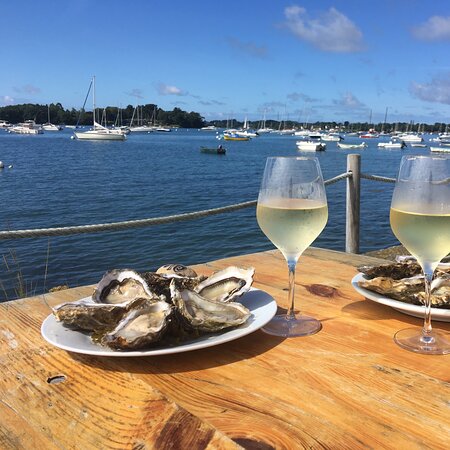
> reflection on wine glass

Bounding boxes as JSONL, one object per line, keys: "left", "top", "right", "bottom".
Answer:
{"left": 256, "top": 156, "right": 328, "bottom": 337}
{"left": 390, "top": 155, "right": 450, "bottom": 354}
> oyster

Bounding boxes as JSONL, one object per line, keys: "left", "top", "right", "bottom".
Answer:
{"left": 92, "top": 269, "right": 156, "bottom": 304}
{"left": 358, "top": 274, "right": 450, "bottom": 308}
{"left": 55, "top": 269, "right": 159, "bottom": 332}
{"left": 358, "top": 260, "right": 450, "bottom": 280}
{"left": 170, "top": 281, "right": 251, "bottom": 332}
{"left": 156, "top": 264, "right": 198, "bottom": 279}
{"left": 100, "top": 299, "right": 173, "bottom": 350}
{"left": 195, "top": 266, "right": 255, "bottom": 302}
{"left": 54, "top": 297, "right": 147, "bottom": 331}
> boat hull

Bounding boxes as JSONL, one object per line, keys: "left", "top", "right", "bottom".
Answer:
{"left": 74, "top": 132, "right": 126, "bottom": 141}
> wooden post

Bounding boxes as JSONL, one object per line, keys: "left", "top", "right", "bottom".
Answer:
{"left": 346, "top": 153, "right": 360, "bottom": 253}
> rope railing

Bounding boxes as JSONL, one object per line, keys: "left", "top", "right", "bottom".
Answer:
{"left": 0, "top": 155, "right": 397, "bottom": 247}
{"left": 0, "top": 171, "right": 352, "bottom": 241}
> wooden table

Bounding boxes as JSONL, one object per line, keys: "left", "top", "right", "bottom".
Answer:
{"left": 1, "top": 248, "right": 449, "bottom": 449}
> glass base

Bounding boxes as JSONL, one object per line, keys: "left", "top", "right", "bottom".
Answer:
{"left": 262, "top": 314, "right": 322, "bottom": 337}
{"left": 394, "top": 328, "right": 450, "bottom": 355}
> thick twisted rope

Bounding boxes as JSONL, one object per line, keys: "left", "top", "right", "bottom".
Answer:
{"left": 0, "top": 171, "right": 395, "bottom": 241}
{"left": 361, "top": 173, "right": 396, "bottom": 183}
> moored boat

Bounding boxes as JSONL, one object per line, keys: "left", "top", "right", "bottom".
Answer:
{"left": 430, "top": 146, "right": 450, "bottom": 153}
{"left": 378, "top": 141, "right": 406, "bottom": 149}
{"left": 200, "top": 146, "right": 226, "bottom": 155}
{"left": 73, "top": 77, "right": 127, "bottom": 141}
{"left": 223, "top": 132, "right": 250, "bottom": 141}
{"left": 296, "top": 140, "right": 326, "bottom": 151}
{"left": 337, "top": 142, "right": 367, "bottom": 150}
{"left": 9, "top": 120, "right": 43, "bottom": 134}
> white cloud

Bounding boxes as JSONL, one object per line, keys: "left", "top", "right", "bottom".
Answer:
{"left": 410, "top": 73, "right": 450, "bottom": 104}
{"left": 1, "top": 95, "right": 15, "bottom": 105}
{"left": 412, "top": 15, "right": 450, "bottom": 41}
{"left": 333, "top": 92, "right": 367, "bottom": 110}
{"left": 283, "top": 5, "right": 365, "bottom": 52}
{"left": 157, "top": 83, "right": 187, "bottom": 96}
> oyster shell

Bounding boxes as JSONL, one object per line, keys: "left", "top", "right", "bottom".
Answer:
{"left": 195, "top": 266, "right": 255, "bottom": 302}
{"left": 100, "top": 299, "right": 173, "bottom": 350}
{"left": 156, "top": 264, "right": 198, "bottom": 279}
{"left": 54, "top": 297, "right": 147, "bottom": 331}
{"left": 92, "top": 269, "right": 155, "bottom": 304}
{"left": 170, "top": 281, "right": 251, "bottom": 332}
{"left": 142, "top": 272, "right": 206, "bottom": 302}
{"left": 55, "top": 269, "right": 160, "bottom": 332}
{"left": 358, "top": 274, "right": 450, "bottom": 308}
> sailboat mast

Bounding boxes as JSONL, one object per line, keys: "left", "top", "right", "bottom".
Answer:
{"left": 92, "top": 76, "right": 96, "bottom": 126}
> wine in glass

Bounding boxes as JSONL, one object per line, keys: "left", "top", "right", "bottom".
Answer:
{"left": 390, "top": 155, "right": 450, "bottom": 354}
{"left": 256, "top": 156, "right": 328, "bottom": 337}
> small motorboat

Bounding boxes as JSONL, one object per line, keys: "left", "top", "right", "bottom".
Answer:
{"left": 200, "top": 146, "right": 226, "bottom": 155}
{"left": 223, "top": 132, "right": 250, "bottom": 141}
{"left": 296, "top": 140, "right": 326, "bottom": 151}
{"left": 430, "top": 146, "right": 450, "bottom": 153}
{"left": 378, "top": 141, "right": 406, "bottom": 149}
{"left": 410, "top": 143, "right": 427, "bottom": 148}
{"left": 337, "top": 142, "right": 367, "bottom": 150}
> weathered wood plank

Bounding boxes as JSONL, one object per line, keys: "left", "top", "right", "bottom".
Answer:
{"left": 1, "top": 249, "right": 449, "bottom": 449}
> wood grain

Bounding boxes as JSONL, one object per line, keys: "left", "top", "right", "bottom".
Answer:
{"left": 1, "top": 248, "right": 449, "bottom": 449}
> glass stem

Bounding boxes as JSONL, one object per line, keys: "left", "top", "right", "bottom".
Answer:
{"left": 422, "top": 263, "right": 435, "bottom": 338}
{"left": 286, "top": 260, "right": 297, "bottom": 320}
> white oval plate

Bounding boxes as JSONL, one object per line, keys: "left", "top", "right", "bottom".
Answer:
{"left": 41, "top": 288, "right": 277, "bottom": 357}
{"left": 351, "top": 273, "right": 450, "bottom": 322}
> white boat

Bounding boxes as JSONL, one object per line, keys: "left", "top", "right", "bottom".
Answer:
{"left": 378, "top": 141, "right": 406, "bottom": 149}
{"left": 410, "top": 143, "right": 427, "bottom": 148}
{"left": 73, "top": 77, "right": 127, "bottom": 141}
{"left": 42, "top": 105, "right": 63, "bottom": 131}
{"left": 396, "top": 133, "right": 423, "bottom": 143}
{"left": 337, "top": 142, "right": 367, "bottom": 149}
{"left": 235, "top": 117, "right": 259, "bottom": 137}
{"left": 200, "top": 125, "right": 218, "bottom": 131}
{"left": 321, "top": 133, "right": 343, "bottom": 142}
{"left": 296, "top": 140, "right": 326, "bottom": 151}
{"left": 430, "top": 146, "right": 450, "bottom": 153}
{"left": 0, "top": 120, "right": 11, "bottom": 128}
{"left": 9, "top": 120, "right": 43, "bottom": 134}
{"left": 154, "top": 127, "right": 171, "bottom": 132}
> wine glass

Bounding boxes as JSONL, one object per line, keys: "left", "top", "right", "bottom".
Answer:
{"left": 256, "top": 156, "right": 328, "bottom": 337}
{"left": 390, "top": 155, "right": 450, "bottom": 354}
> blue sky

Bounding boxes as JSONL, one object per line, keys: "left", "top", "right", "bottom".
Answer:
{"left": 1, "top": 0, "right": 449, "bottom": 124}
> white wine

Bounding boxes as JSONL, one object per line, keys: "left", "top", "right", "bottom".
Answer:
{"left": 390, "top": 207, "right": 450, "bottom": 265}
{"left": 257, "top": 198, "right": 328, "bottom": 260}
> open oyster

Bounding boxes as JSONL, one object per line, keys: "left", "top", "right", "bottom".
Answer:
{"left": 99, "top": 299, "right": 173, "bottom": 350}
{"left": 55, "top": 269, "right": 159, "bottom": 332}
{"left": 156, "top": 264, "right": 198, "bottom": 279}
{"left": 92, "top": 269, "right": 156, "bottom": 303}
{"left": 54, "top": 297, "right": 147, "bottom": 331}
{"left": 358, "top": 261, "right": 450, "bottom": 308}
{"left": 170, "top": 281, "right": 251, "bottom": 332}
{"left": 195, "top": 266, "right": 255, "bottom": 303}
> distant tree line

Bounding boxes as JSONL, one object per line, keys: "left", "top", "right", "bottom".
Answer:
{"left": 0, "top": 103, "right": 206, "bottom": 128}
{"left": 209, "top": 119, "right": 449, "bottom": 133}
{"left": 1, "top": 104, "right": 448, "bottom": 132}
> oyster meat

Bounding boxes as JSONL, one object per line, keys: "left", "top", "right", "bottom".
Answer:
{"left": 358, "top": 262, "right": 450, "bottom": 308}
{"left": 100, "top": 299, "right": 173, "bottom": 350}
{"left": 55, "top": 269, "right": 159, "bottom": 332}
{"left": 195, "top": 266, "right": 255, "bottom": 302}
{"left": 93, "top": 269, "right": 156, "bottom": 303}
{"left": 170, "top": 281, "right": 251, "bottom": 332}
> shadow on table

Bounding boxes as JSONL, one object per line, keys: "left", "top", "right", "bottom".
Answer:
{"left": 69, "top": 330, "right": 286, "bottom": 374}
{"left": 69, "top": 289, "right": 286, "bottom": 374}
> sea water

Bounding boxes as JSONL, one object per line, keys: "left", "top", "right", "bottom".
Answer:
{"left": 0, "top": 128, "right": 433, "bottom": 300}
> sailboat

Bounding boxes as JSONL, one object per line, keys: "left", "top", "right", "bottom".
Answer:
{"left": 73, "top": 77, "right": 127, "bottom": 141}
{"left": 42, "top": 105, "right": 63, "bottom": 131}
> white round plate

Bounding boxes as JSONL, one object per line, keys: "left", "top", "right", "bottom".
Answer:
{"left": 41, "top": 288, "right": 277, "bottom": 356}
{"left": 351, "top": 273, "right": 450, "bottom": 322}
